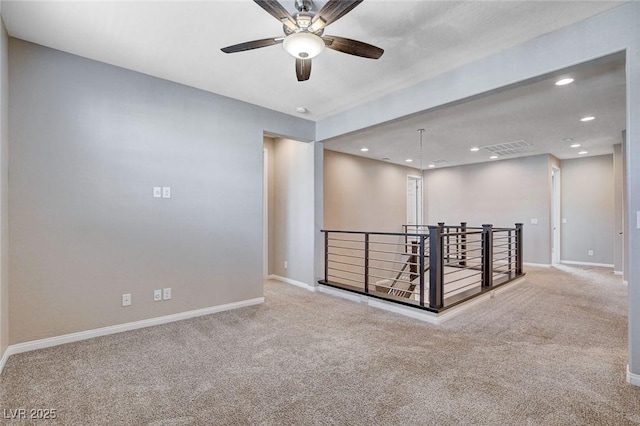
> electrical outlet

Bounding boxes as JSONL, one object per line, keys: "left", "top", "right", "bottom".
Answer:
{"left": 153, "top": 289, "right": 162, "bottom": 302}
{"left": 588, "top": 250, "right": 594, "bottom": 256}
{"left": 284, "top": 261, "right": 288, "bottom": 269}
{"left": 153, "top": 187, "right": 162, "bottom": 198}
{"left": 162, "top": 187, "right": 171, "bottom": 199}
{"left": 163, "top": 288, "right": 172, "bottom": 300}
{"left": 122, "top": 293, "right": 131, "bottom": 307}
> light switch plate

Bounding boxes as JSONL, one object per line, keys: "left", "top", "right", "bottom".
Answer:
{"left": 153, "top": 289, "right": 162, "bottom": 302}
{"left": 162, "top": 187, "right": 171, "bottom": 199}
{"left": 122, "top": 293, "right": 131, "bottom": 307}
{"left": 153, "top": 187, "right": 162, "bottom": 198}
{"left": 530, "top": 218, "right": 538, "bottom": 225}
{"left": 163, "top": 287, "right": 171, "bottom": 300}
{"left": 562, "top": 218, "right": 567, "bottom": 224}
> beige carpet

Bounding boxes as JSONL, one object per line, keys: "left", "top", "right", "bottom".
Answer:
{"left": 1, "top": 265, "right": 639, "bottom": 425}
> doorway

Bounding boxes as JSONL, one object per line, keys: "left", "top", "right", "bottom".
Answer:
{"left": 406, "top": 175, "right": 423, "bottom": 228}
{"left": 552, "top": 167, "right": 561, "bottom": 265}
{"left": 263, "top": 147, "right": 268, "bottom": 278}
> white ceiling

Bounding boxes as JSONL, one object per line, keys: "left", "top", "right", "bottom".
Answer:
{"left": 1, "top": 0, "right": 626, "bottom": 121}
{"left": 323, "top": 54, "right": 626, "bottom": 168}
{"left": 1, "top": 1, "right": 627, "bottom": 168}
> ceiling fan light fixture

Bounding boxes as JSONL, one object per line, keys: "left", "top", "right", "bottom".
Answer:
{"left": 283, "top": 32, "right": 325, "bottom": 59}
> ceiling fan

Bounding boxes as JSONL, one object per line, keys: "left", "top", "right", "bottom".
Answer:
{"left": 221, "top": 0, "right": 384, "bottom": 81}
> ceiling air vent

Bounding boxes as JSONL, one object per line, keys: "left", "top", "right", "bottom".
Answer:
{"left": 481, "top": 140, "right": 532, "bottom": 156}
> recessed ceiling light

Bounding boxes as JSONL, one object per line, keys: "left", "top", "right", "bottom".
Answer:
{"left": 382, "top": 157, "right": 390, "bottom": 161}
{"left": 490, "top": 155, "right": 498, "bottom": 160}
{"left": 470, "top": 147, "right": 480, "bottom": 152}
{"left": 295, "top": 106, "right": 308, "bottom": 114}
{"left": 428, "top": 164, "right": 436, "bottom": 168}
{"left": 563, "top": 138, "right": 574, "bottom": 142}
{"left": 555, "top": 78, "right": 574, "bottom": 86}
{"left": 578, "top": 151, "right": 588, "bottom": 155}
{"left": 360, "top": 147, "right": 369, "bottom": 152}
{"left": 580, "top": 116, "right": 595, "bottom": 122}
{"left": 405, "top": 159, "right": 413, "bottom": 163}
{"left": 570, "top": 143, "right": 581, "bottom": 148}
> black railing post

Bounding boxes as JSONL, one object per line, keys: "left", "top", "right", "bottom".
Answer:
{"left": 364, "top": 233, "right": 370, "bottom": 294}
{"left": 438, "top": 222, "right": 449, "bottom": 263}
{"left": 482, "top": 224, "right": 493, "bottom": 288}
{"left": 460, "top": 222, "right": 467, "bottom": 267}
{"left": 429, "top": 225, "right": 444, "bottom": 310}
{"left": 324, "top": 231, "right": 329, "bottom": 283}
{"left": 515, "top": 223, "right": 523, "bottom": 276}
{"left": 419, "top": 235, "right": 425, "bottom": 307}
{"left": 508, "top": 229, "right": 513, "bottom": 279}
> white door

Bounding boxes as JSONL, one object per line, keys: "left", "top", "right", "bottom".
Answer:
{"left": 406, "top": 175, "right": 423, "bottom": 230}
{"left": 552, "top": 167, "right": 561, "bottom": 264}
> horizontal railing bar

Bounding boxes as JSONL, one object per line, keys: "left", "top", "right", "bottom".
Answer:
{"left": 327, "top": 244, "right": 363, "bottom": 252}
{"left": 368, "top": 273, "right": 415, "bottom": 285}
{"left": 444, "top": 281, "right": 481, "bottom": 295}
{"left": 327, "top": 252, "right": 363, "bottom": 260}
{"left": 445, "top": 254, "right": 483, "bottom": 264}
{"left": 327, "top": 252, "right": 364, "bottom": 261}
{"left": 323, "top": 230, "right": 428, "bottom": 237}
{"left": 368, "top": 257, "right": 420, "bottom": 266}
{"left": 369, "top": 264, "right": 418, "bottom": 274}
{"left": 369, "top": 240, "right": 420, "bottom": 247}
{"left": 444, "top": 273, "right": 482, "bottom": 286}
{"left": 492, "top": 255, "right": 515, "bottom": 263}
{"left": 327, "top": 274, "right": 363, "bottom": 285}
{"left": 442, "top": 231, "right": 484, "bottom": 237}
{"left": 443, "top": 267, "right": 482, "bottom": 276}
{"left": 493, "top": 250, "right": 516, "bottom": 260}
{"left": 441, "top": 246, "right": 483, "bottom": 254}
{"left": 329, "top": 259, "right": 365, "bottom": 268}
{"left": 327, "top": 237, "right": 364, "bottom": 243}
{"left": 368, "top": 248, "right": 415, "bottom": 256}
{"left": 328, "top": 266, "right": 363, "bottom": 276}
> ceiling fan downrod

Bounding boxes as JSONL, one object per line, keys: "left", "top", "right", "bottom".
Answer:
{"left": 295, "top": 0, "right": 313, "bottom": 12}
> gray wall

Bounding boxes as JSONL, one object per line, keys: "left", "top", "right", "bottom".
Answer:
{"left": 324, "top": 149, "right": 418, "bottom": 233}
{"left": 423, "top": 155, "right": 552, "bottom": 265}
{"left": 0, "top": 17, "right": 8, "bottom": 356}
{"left": 561, "top": 155, "right": 615, "bottom": 265}
{"left": 8, "top": 40, "right": 313, "bottom": 344}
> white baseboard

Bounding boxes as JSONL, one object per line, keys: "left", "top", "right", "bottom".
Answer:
{"left": 268, "top": 274, "right": 317, "bottom": 292}
{"left": 627, "top": 365, "right": 640, "bottom": 387}
{"left": 560, "top": 260, "right": 614, "bottom": 268}
{"left": 614, "top": 271, "right": 623, "bottom": 276}
{"left": 0, "top": 347, "right": 10, "bottom": 374}
{"left": 523, "top": 262, "right": 551, "bottom": 268}
{"left": 0, "top": 297, "right": 264, "bottom": 374}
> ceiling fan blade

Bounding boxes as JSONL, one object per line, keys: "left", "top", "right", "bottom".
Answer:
{"left": 254, "top": 0, "right": 297, "bottom": 30}
{"left": 309, "top": 0, "right": 363, "bottom": 32}
{"left": 296, "top": 58, "right": 312, "bottom": 81}
{"left": 221, "top": 37, "right": 283, "bottom": 54}
{"left": 323, "top": 35, "right": 384, "bottom": 59}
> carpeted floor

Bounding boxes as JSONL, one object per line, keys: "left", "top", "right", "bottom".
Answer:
{"left": 1, "top": 265, "right": 639, "bottom": 425}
